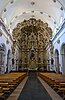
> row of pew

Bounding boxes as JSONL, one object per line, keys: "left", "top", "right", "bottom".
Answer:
{"left": 39, "top": 72, "right": 65, "bottom": 99}
{"left": 0, "top": 72, "right": 27, "bottom": 99}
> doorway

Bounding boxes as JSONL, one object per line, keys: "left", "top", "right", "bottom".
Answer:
{"left": 55, "top": 49, "right": 59, "bottom": 73}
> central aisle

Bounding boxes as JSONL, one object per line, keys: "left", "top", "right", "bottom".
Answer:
{"left": 18, "top": 72, "right": 52, "bottom": 100}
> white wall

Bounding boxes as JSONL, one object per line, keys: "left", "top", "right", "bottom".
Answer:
{"left": 53, "top": 21, "right": 65, "bottom": 73}
{"left": 0, "top": 22, "right": 14, "bottom": 73}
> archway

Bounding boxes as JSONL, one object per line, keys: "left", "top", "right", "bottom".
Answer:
{"left": 55, "top": 49, "right": 59, "bottom": 73}
{"left": 6, "top": 49, "right": 11, "bottom": 73}
{"left": 61, "top": 44, "right": 65, "bottom": 74}
{"left": 0, "top": 43, "right": 6, "bottom": 74}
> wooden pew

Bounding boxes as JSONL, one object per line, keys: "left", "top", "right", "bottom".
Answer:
{"left": 0, "top": 72, "right": 27, "bottom": 99}
{"left": 0, "top": 87, "right": 5, "bottom": 99}
{"left": 39, "top": 72, "right": 65, "bottom": 98}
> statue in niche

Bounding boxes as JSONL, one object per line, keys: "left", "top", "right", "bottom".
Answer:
{"left": 38, "top": 57, "right": 41, "bottom": 63}
{"left": 30, "top": 52, "right": 34, "bottom": 60}
{"left": 29, "top": 57, "right": 36, "bottom": 68}
{"left": 25, "top": 58, "right": 27, "bottom": 63}
{"left": 29, "top": 49, "right": 36, "bottom": 68}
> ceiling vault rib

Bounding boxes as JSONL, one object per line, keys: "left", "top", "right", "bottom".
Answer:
{"left": 0, "top": 0, "right": 12, "bottom": 17}
{"left": 10, "top": 10, "right": 56, "bottom": 25}
{"left": 57, "top": 0, "right": 65, "bottom": 10}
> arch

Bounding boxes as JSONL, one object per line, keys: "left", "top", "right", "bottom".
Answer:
{"left": 0, "top": 43, "right": 6, "bottom": 74}
{"left": 6, "top": 49, "right": 11, "bottom": 73}
{"left": 60, "top": 43, "right": 65, "bottom": 74}
{"left": 54, "top": 49, "right": 60, "bottom": 73}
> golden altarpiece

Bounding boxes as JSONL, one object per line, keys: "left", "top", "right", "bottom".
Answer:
{"left": 12, "top": 18, "right": 52, "bottom": 70}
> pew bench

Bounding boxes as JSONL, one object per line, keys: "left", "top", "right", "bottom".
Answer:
{"left": 0, "top": 87, "right": 5, "bottom": 99}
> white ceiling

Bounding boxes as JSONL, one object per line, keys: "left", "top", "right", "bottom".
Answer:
{"left": 0, "top": 0, "right": 65, "bottom": 34}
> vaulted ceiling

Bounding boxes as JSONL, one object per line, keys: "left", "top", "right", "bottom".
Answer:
{"left": 0, "top": 0, "right": 65, "bottom": 35}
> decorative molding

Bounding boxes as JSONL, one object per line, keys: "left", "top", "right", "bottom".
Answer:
{"left": 57, "top": 39, "right": 60, "bottom": 44}
{"left": 6, "top": 39, "right": 9, "bottom": 44}
{"left": 0, "top": 20, "right": 13, "bottom": 42}
{"left": 0, "top": 29, "right": 2, "bottom": 37}
{"left": 30, "top": 1, "right": 35, "bottom": 6}
{"left": 52, "top": 19, "right": 65, "bottom": 42}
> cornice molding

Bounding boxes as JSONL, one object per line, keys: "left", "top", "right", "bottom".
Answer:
{"left": 52, "top": 19, "right": 65, "bottom": 42}
{"left": 0, "top": 20, "right": 13, "bottom": 42}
